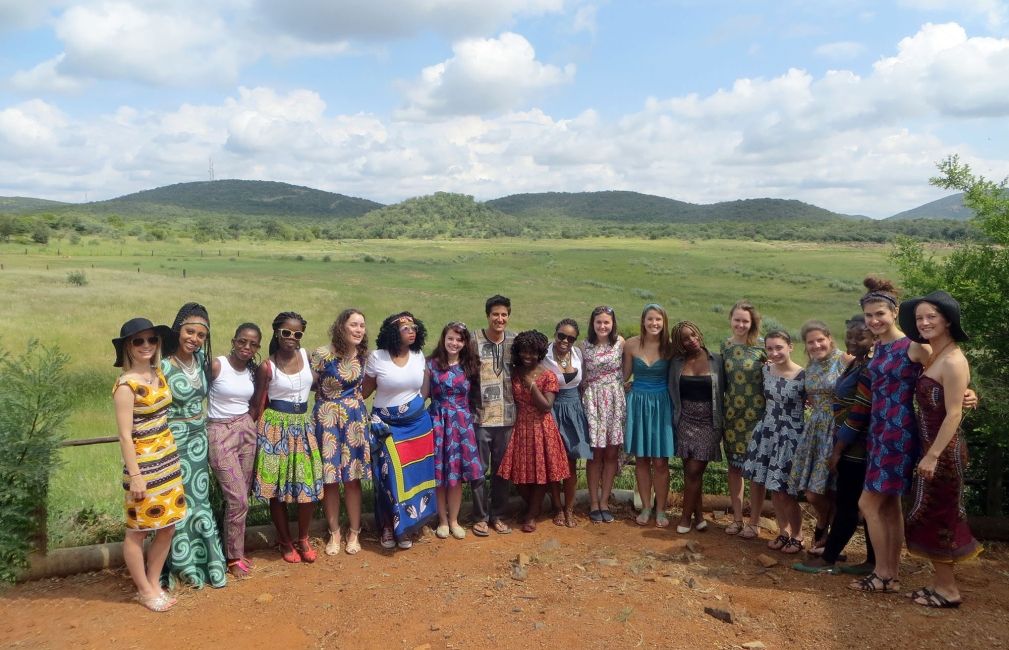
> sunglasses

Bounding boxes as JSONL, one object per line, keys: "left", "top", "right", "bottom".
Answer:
{"left": 556, "top": 333, "right": 577, "bottom": 344}
{"left": 130, "top": 336, "right": 159, "bottom": 347}
{"left": 234, "top": 337, "right": 261, "bottom": 349}
{"left": 400, "top": 324, "right": 418, "bottom": 333}
{"left": 278, "top": 329, "right": 304, "bottom": 340}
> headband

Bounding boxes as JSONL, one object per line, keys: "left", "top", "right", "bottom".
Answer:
{"left": 859, "top": 291, "right": 897, "bottom": 309}
{"left": 180, "top": 320, "right": 210, "bottom": 330}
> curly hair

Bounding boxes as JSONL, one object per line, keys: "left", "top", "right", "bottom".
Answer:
{"left": 670, "top": 320, "right": 705, "bottom": 358}
{"left": 586, "top": 306, "right": 618, "bottom": 346}
{"left": 430, "top": 322, "right": 481, "bottom": 413}
{"left": 232, "top": 322, "right": 262, "bottom": 378}
{"left": 511, "top": 330, "right": 549, "bottom": 371}
{"left": 729, "top": 299, "right": 761, "bottom": 346}
{"left": 860, "top": 275, "right": 899, "bottom": 310}
{"left": 165, "top": 302, "right": 212, "bottom": 381}
{"left": 269, "top": 311, "right": 307, "bottom": 356}
{"left": 375, "top": 311, "right": 427, "bottom": 353}
{"left": 329, "top": 308, "right": 368, "bottom": 360}
{"left": 639, "top": 304, "right": 672, "bottom": 360}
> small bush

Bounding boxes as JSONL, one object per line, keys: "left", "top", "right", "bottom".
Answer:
{"left": 66, "top": 271, "right": 88, "bottom": 287}
{"left": 322, "top": 255, "right": 332, "bottom": 262}
{"left": 711, "top": 304, "right": 725, "bottom": 314}
{"left": 632, "top": 288, "right": 656, "bottom": 300}
{"left": 295, "top": 254, "right": 305, "bottom": 261}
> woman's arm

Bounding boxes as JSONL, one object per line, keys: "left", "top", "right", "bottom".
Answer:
{"left": 917, "top": 354, "right": 970, "bottom": 480}
{"left": 211, "top": 356, "right": 221, "bottom": 381}
{"left": 527, "top": 370, "right": 555, "bottom": 412}
{"left": 249, "top": 361, "right": 271, "bottom": 421}
{"left": 421, "top": 366, "right": 431, "bottom": 401}
{"left": 622, "top": 337, "right": 636, "bottom": 392}
{"left": 114, "top": 384, "right": 146, "bottom": 501}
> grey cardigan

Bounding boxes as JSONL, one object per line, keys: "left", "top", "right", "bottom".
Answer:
{"left": 668, "top": 349, "right": 725, "bottom": 432}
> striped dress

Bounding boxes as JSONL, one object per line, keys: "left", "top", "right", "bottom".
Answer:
{"left": 115, "top": 369, "right": 187, "bottom": 530}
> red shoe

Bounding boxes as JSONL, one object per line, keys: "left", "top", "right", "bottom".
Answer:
{"left": 296, "top": 537, "right": 317, "bottom": 563}
{"left": 280, "top": 542, "right": 301, "bottom": 564}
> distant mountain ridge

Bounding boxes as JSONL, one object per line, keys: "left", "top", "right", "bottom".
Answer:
{"left": 887, "top": 193, "right": 974, "bottom": 221}
{"left": 486, "top": 190, "right": 867, "bottom": 223}
{"left": 0, "top": 197, "right": 70, "bottom": 214}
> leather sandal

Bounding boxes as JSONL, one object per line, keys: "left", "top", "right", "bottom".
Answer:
{"left": 345, "top": 528, "right": 361, "bottom": 555}
{"left": 325, "top": 530, "right": 341, "bottom": 556}
{"left": 280, "top": 542, "right": 301, "bottom": 564}
{"left": 296, "top": 537, "right": 317, "bottom": 563}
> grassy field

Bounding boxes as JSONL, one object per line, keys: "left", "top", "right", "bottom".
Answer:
{"left": 0, "top": 236, "right": 895, "bottom": 547}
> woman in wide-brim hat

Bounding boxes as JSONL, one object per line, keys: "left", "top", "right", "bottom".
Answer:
{"left": 899, "top": 290, "right": 981, "bottom": 608}
{"left": 112, "top": 317, "right": 186, "bottom": 612}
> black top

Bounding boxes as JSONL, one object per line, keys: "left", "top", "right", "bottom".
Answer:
{"left": 679, "top": 374, "right": 712, "bottom": 402}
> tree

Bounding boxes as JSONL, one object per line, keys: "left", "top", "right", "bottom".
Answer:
{"left": 891, "top": 154, "right": 1009, "bottom": 515}
{"left": 31, "top": 223, "right": 50, "bottom": 244}
{"left": 0, "top": 216, "right": 15, "bottom": 242}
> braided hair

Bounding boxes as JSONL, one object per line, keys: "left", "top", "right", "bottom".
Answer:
{"left": 269, "top": 311, "right": 307, "bottom": 356}
{"left": 375, "top": 311, "right": 427, "bottom": 353}
{"left": 233, "top": 322, "right": 262, "bottom": 380}
{"left": 511, "top": 330, "right": 549, "bottom": 371}
{"left": 670, "top": 320, "right": 705, "bottom": 358}
{"left": 555, "top": 318, "right": 579, "bottom": 337}
{"left": 165, "top": 302, "right": 212, "bottom": 381}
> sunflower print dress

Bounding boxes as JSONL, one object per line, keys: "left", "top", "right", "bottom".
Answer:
{"left": 720, "top": 339, "right": 766, "bottom": 470}
{"left": 312, "top": 346, "right": 372, "bottom": 483}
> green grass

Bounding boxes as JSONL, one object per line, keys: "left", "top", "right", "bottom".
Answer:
{"left": 1, "top": 236, "right": 894, "bottom": 548}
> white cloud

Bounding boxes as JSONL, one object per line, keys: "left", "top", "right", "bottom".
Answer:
{"left": 572, "top": 4, "right": 598, "bottom": 34}
{"left": 10, "top": 54, "right": 87, "bottom": 93}
{"left": 252, "top": 0, "right": 565, "bottom": 41}
{"left": 3, "top": 22, "right": 1009, "bottom": 218}
{"left": 899, "top": 0, "right": 1008, "bottom": 30}
{"left": 398, "top": 32, "right": 575, "bottom": 118}
{"left": 814, "top": 40, "right": 866, "bottom": 60}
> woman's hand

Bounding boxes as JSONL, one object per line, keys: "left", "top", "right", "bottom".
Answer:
{"left": 129, "top": 474, "right": 147, "bottom": 501}
{"left": 917, "top": 453, "right": 939, "bottom": 481}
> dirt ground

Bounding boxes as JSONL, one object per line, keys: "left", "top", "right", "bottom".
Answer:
{"left": 2, "top": 504, "right": 1008, "bottom": 650}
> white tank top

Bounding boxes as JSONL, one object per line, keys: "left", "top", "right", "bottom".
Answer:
{"left": 208, "top": 356, "right": 255, "bottom": 419}
{"left": 267, "top": 348, "right": 312, "bottom": 403}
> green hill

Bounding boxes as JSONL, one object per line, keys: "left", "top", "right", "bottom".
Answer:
{"left": 344, "top": 192, "right": 538, "bottom": 239}
{"left": 95, "top": 180, "right": 383, "bottom": 218}
{"left": 486, "top": 191, "right": 863, "bottom": 223}
{"left": 887, "top": 193, "right": 974, "bottom": 221}
{"left": 0, "top": 197, "right": 70, "bottom": 214}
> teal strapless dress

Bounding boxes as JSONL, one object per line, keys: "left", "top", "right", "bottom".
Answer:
{"left": 624, "top": 357, "right": 675, "bottom": 457}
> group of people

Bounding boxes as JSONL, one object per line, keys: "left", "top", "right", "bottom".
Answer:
{"left": 112, "top": 281, "right": 981, "bottom": 613}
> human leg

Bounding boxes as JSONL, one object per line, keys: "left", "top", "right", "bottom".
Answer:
{"left": 634, "top": 457, "right": 653, "bottom": 524}
{"left": 727, "top": 465, "right": 745, "bottom": 524}
{"left": 322, "top": 483, "right": 342, "bottom": 553}
{"left": 344, "top": 480, "right": 362, "bottom": 553}
{"left": 587, "top": 455, "right": 603, "bottom": 512}
{"left": 488, "top": 426, "right": 515, "bottom": 528}
{"left": 822, "top": 458, "right": 863, "bottom": 564}
{"left": 600, "top": 445, "right": 619, "bottom": 511}
{"left": 805, "top": 489, "right": 832, "bottom": 549}
{"left": 124, "top": 529, "right": 158, "bottom": 598}
{"left": 678, "top": 458, "right": 705, "bottom": 529}
{"left": 470, "top": 426, "right": 492, "bottom": 527}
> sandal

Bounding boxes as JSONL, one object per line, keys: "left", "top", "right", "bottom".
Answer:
{"left": 739, "top": 523, "right": 759, "bottom": 540}
{"left": 380, "top": 527, "right": 396, "bottom": 549}
{"left": 694, "top": 518, "right": 708, "bottom": 532}
{"left": 552, "top": 510, "right": 566, "bottom": 527}
{"left": 848, "top": 572, "right": 899, "bottom": 593}
{"left": 914, "top": 590, "right": 961, "bottom": 608}
{"left": 781, "top": 537, "right": 805, "bottom": 554}
{"left": 767, "top": 534, "right": 789, "bottom": 551}
{"left": 635, "top": 508, "right": 652, "bottom": 526}
{"left": 521, "top": 520, "right": 537, "bottom": 533}
{"left": 655, "top": 512, "right": 670, "bottom": 529}
{"left": 492, "top": 519, "right": 512, "bottom": 535}
{"left": 228, "top": 559, "right": 252, "bottom": 579}
{"left": 345, "top": 528, "right": 361, "bottom": 555}
{"left": 137, "top": 592, "right": 175, "bottom": 612}
{"left": 472, "top": 521, "right": 490, "bottom": 537}
{"left": 325, "top": 530, "right": 341, "bottom": 556}
{"left": 280, "top": 542, "right": 301, "bottom": 564}
{"left": 296, "top": 537, "right": 317, "bottom": 563}
{"left": 724, "top": 520, "right": 744, "bottom": 535}
{"left": 906, "top": 587, "right": 935, "bottom": 600}
{"left": 564, "top": 509, "right": 578, "bottom": 528}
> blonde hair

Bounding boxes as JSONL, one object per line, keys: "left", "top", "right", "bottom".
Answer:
{"left": 121, "top": 339, "right": 162, "bottom": 373}
{"left": 730, "top": 299, "right": 761, "bottom": 346}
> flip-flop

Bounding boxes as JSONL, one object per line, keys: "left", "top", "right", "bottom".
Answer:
{"left": 472, "top": 522, "right": 490, "bottom": 537}
{"left": 791, "top": 561, "right": 838, "bottom": 574}
{"left": 492, "top": 519, "right": 513, "bottom": 535}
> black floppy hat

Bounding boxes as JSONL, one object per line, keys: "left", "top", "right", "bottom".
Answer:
{"left": 112, "top": 317, "right": 173, "bottom": 367}
{"left": 898, "top": 290, "right": 969, "bottom": 344}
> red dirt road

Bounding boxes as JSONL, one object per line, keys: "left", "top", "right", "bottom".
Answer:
{"left": 3, "top": 508, "right": 1007, "bottom": 650}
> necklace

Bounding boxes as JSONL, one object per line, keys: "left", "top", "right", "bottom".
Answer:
{"left": 923, "top": 339, "right": 955, "bottom": 372}
{"left": 173, "top": 354, "right": 202, "bottom": 388}
{"left": 556, "top": 351, "right": 571, "bottom": 369}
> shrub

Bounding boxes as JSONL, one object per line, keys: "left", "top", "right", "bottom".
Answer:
{"left": 66, "top": 271, "right": 88, "bottom": 287}
{"left": 0, "top": 341, "right": 73, "bottom": 582}
{"left": 31, "top": 224, "right": 50, "bottom": 244}
{"left": 632, "top": 288, "right": 656, "bottom": 300}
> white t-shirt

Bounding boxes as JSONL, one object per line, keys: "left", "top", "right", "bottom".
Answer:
{"left": 365, "top": 349, "right": 425, "bottom": 408}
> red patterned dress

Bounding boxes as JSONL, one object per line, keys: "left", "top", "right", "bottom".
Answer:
{"left": 905, "top": 376, "right": 982, "bottom": 563}
{"left": 497, "top": 370, "right": 571, "bottom": 485}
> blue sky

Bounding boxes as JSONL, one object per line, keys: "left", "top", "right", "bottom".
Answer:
{"left": 1, "top": 0, "right": 1008, "bottom": 217}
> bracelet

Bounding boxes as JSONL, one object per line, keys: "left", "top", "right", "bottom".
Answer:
{"left": 129, "top": 472, "right": 141, "bottom": 478}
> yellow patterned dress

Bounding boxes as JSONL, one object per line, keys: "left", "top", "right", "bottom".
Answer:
{"left": 115, "top": 369, "right": 187, "bottom": 530}
{"left": 720, "top": 339, "right": 767, "bottom": 470}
